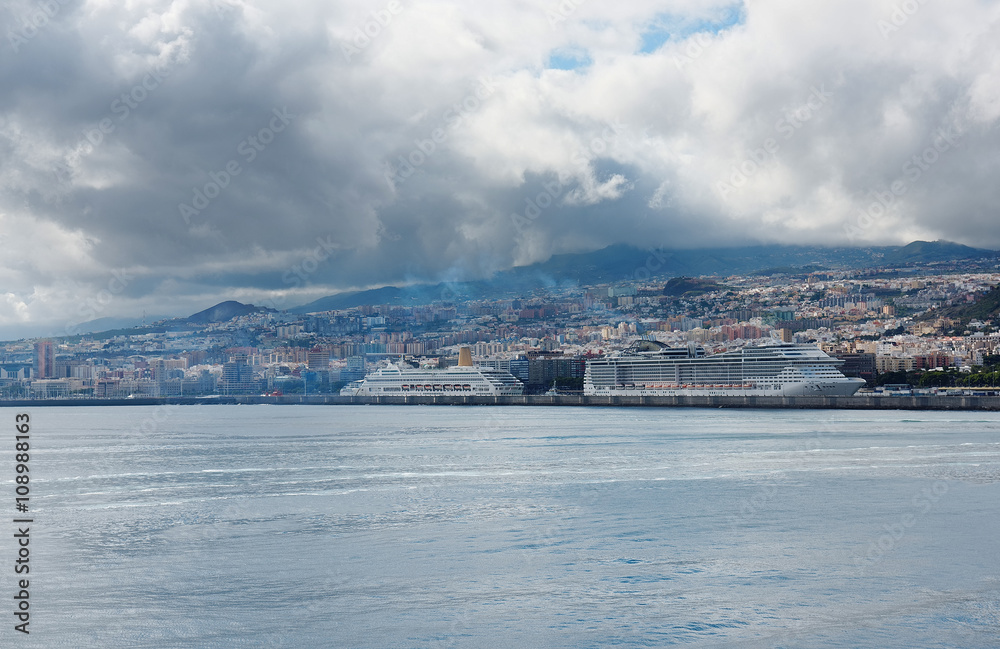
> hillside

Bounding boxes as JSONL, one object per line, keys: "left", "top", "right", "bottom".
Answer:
{"left": 287, "top": 241, "right": 997, "bottom": 314}
{"left": 882, "top": 240, "right": 991, "bottom": 265}
{"left": 926, "top": 285, "right": 1000, "bottom": 324}
{"left": 186, "top": 301, "right": 275, "bottom": 324}
{"left": 662, "top": 277, "right": 726, "bottom": 297}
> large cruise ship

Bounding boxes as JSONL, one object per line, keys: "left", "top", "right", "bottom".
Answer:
{"left": 584, "top": 340, "right": 866, "bottom": 397}
{"left": 340, "top": 347, "right": 524, "bottom": 396}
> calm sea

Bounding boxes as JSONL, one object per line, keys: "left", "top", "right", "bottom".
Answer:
{"left": 4, "top": 405, "right": 999, "bottom": 648}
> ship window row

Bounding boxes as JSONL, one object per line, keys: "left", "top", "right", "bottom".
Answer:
{"left": 591, "top": 359, "right": 836, "bottom": 367}
{"left": 587, "top": 371, "right": 847, "bottom": 386}
{"left": 386, "top": 384, "right": 477, "bottom": 391}
{"left": 589, "top": 367, "right": 831, "bottom": 379}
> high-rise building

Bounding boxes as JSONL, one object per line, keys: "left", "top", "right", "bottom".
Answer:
{"left": 876, "top": 355, "right": 914, "bottom": 373}
{"left": 834, "top": 353, "right": 876, "bottom": 384}
{"left": 608, "top": 285, "right": 637, "bottom": 298}
{"left": 220, "top": 355, "right": 258, "bottom": 394}
{"left": 307, "top": 348, "right": 330, "bottom": 370}
{"left": 341, "top": 356, "right": 366, "bottom": 382}
{"left": 34, "top": 340, "right": 54, "bottom": 379}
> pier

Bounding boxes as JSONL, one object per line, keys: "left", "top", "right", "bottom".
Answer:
{"left": 3, "top": 394, "right": 1000, "bottom": 410}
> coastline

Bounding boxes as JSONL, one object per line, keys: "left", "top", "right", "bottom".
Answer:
{"left": 3, "top": 394, "right": 1000, "bottom": 411}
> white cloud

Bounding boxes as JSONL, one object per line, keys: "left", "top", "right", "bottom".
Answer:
{"left": 0, "top": 0, "right": 997, "bottom": 330}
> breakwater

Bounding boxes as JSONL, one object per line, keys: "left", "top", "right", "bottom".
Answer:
{"left": 3, "top": 394, "right": 1000, "bottom": 410}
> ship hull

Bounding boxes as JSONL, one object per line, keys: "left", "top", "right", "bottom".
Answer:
{"left": 585, "top": 378, "right": 866, "bottom": 398}
{"left": 342, "top": 364, "right": 524, "bottom": 396}
{"left": 584, "top": 342, "right": 867, "bottom": 397}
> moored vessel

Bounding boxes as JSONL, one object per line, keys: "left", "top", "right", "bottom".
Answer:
{"left": 340, "top": 346, "right": 524, "bottom": 396}
{"left": 584, "top": 340, "right": 866, "bottom": 397}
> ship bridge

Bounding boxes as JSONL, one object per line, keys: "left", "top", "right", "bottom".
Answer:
{"left": 619, "top": 339, "right": 706, "bottom": 359}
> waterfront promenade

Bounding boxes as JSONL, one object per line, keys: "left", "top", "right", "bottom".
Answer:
{"left": 3, "top": 394, "right": 1000, "bottom": 411}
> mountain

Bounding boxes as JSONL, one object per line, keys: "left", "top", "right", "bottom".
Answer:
{"left": 662, "top": 277, "right": 726, "bottom": 297}
{"left": 503, "top": 242, "right": 878, "bottom": 283}
{"left": 66, "top": 315, "right": 171, "bottom": 335}
{"left": 16, "top": 240, "right": 994, "bottom": 342}
{"left": 291, "top": 286, "right": 416, "bottom": 313}
{"left": 288, "top": 241, "right": 997, "bottom": 314}
{"left": 883, "top": 240, "right": 992, "bottom": 265}
{"left": 186, "top": 301, "right": 275, "bottom": 324}
{"left": 504, "top": 240, "right": 998, "bottom": 282}
{"left": 502, "top": 243, "right": 670, "bottom": 285}
{"left": 288, "top": 284, "right": 469, "bottom": 313}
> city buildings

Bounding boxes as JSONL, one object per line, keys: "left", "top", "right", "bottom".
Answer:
{"left": 2, "top": 265, "right": 997, "bottom": 398}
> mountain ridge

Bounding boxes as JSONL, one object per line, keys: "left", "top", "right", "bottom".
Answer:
{"left": 41, "top": 240, "right": 997, "bottom": 340}
{"left": 288, "top": 240, "right": 996, "bottom": 314}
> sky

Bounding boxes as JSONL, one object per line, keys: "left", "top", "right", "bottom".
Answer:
{"left": 1, "top": 0, "right": 999, "bottom": 338}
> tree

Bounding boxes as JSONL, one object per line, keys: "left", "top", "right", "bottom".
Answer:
{"left": 918, "top": 371, "right": 954, "bottom": 388}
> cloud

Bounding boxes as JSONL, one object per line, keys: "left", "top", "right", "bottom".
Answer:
{"left": 0, "top": 0, "right": 998, "bottom": 331}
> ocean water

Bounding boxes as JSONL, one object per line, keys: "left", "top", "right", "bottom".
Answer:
{"left": 4, "top": 405, "right": 1000, "bottom": 648}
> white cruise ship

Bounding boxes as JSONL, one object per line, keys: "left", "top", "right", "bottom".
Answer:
{"left": 584, "top": 340, "right": 866, "bottom": 397}
{"left": 340, "top": 347, "right": 524, "bottom": 396}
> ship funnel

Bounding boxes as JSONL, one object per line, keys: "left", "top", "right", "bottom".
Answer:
{"left": 457, "top": 347, "right": 474, "bottom": 367}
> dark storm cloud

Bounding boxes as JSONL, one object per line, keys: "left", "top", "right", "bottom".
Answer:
{"left": 0, "top": 0, "right": 998, "bottom": 331}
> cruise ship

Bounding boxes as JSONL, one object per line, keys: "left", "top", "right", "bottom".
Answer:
{"left": 340, "top": 347, "right": 524, "bottom": 396}
{"left": 584, "top": 340, "right": 866, "bottom": 397}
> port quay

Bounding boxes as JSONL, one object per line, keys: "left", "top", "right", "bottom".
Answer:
{"left": 3, "top": 394, "right": 1000, "bottom": 410}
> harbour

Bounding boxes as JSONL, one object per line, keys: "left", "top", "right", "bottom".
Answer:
{"left": 4, "top": 393, "right": 1000, "bottom": 410}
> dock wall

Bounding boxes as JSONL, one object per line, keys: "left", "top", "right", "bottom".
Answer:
{"left": 3, "top": 394, "right": 1000, "bottom": 410}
